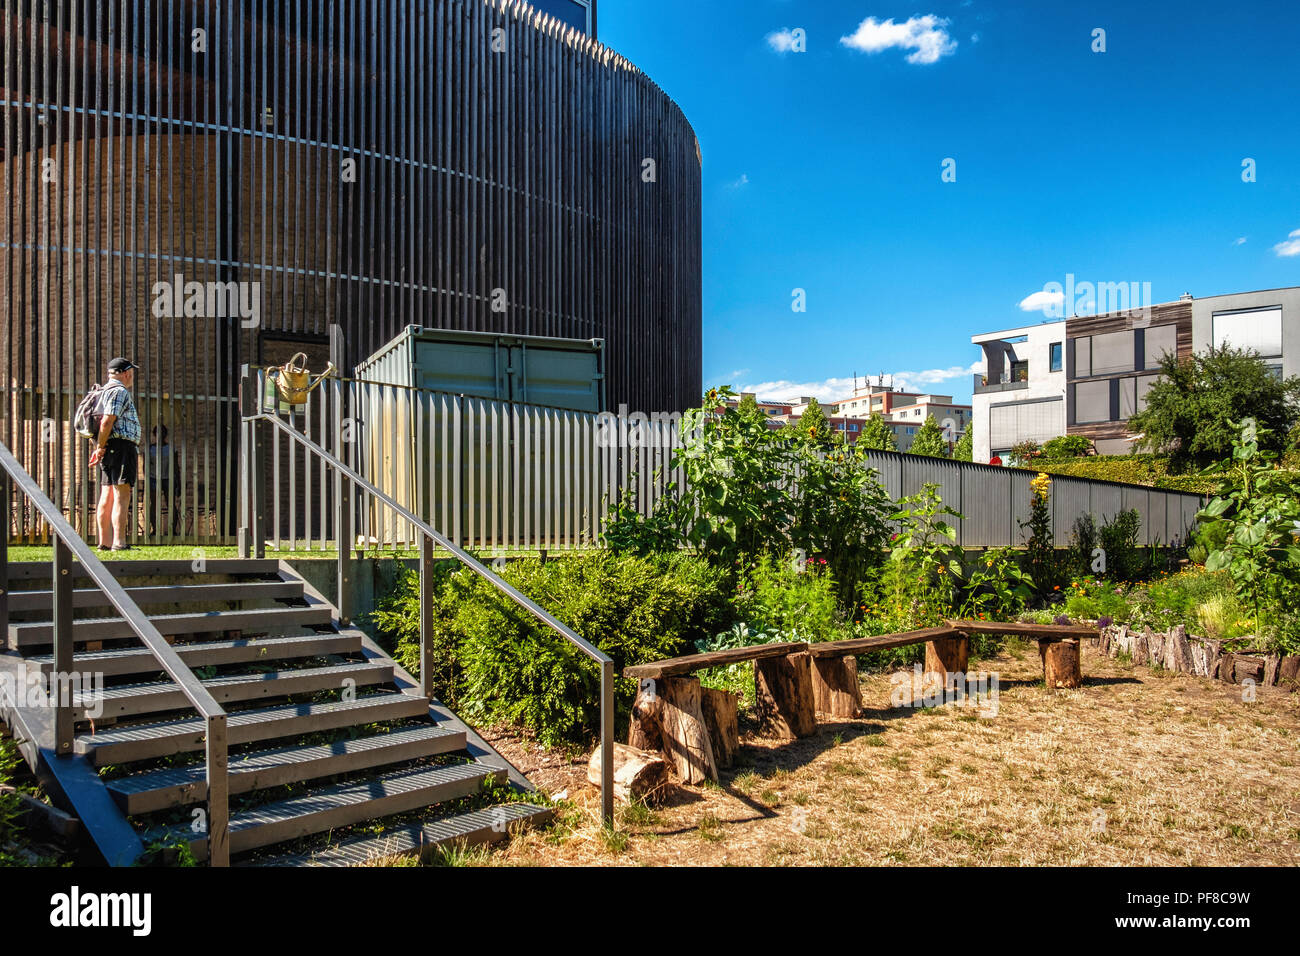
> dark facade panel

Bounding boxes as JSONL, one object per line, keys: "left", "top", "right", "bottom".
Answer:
{"left": 1, "top": 0, "right": 702, "bottom": 542}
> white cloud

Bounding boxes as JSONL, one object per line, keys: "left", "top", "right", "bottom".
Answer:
{"left": 766, "top": 28, "right": 802, "bottom": 54}
{"left": 970, "top": 32, "right": 981, "bottom": 44}
{"left": 1273, "top": 228, "right": 1300, "bottom": 257}
{"left": 1019, "top": 289, "right": 1066, "bottom": 313}
{"left": 1233, "top": 236, "right": 1247, "bottom": 246}
{"left": 839, "top": 15, "right": 957, "bottom": 65}
{"left": 733, "top": 362, "right": 984, "bottom": 405}
{"left": 727, "top": 174, "right": 750, "bottom": 189}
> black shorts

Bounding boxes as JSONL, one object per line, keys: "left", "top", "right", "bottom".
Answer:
{"left": 100, "top": 438, "right": 139, "bottom": 487}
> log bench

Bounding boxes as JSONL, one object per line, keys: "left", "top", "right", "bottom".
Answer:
{"left": 944, "top": 619, "right": 1100, "bottom": 689}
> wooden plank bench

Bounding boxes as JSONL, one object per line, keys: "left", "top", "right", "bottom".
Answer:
{"left": 806, "top": 626, "right": 964, "bottom": 718}
{"left": 944, "top": 619, "right": 1100, "bottom": 689}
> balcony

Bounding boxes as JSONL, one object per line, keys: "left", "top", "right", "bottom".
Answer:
{"left": 974, "top": 370, "right": 1030, "bottom": 394}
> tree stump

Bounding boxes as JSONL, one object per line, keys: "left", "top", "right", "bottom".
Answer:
{"left": 627, "top": 678, "right": 663, "bottom": 752}
{"left": 700, "top": 686, "right": 740, "bottom": 769}
{"left": 1279, "top": 656, "right": 1300, "bottom": 693}
{"left": 1264, "top": 654, "right": 1280, "bottom": 687}
{"left": 1039, "top": 639, "right": 1082, "bottom": 689}
{"left": 657, "top": 676, "right": 717, "bottom": 785}
{"left": 1132, "top": 629, "right": 1150, "bottom": 667}
{"left": 755, "top": 651, "right": 816, "bottom": 738}
{"left": 587, "top": 743, "right": 671, "bottom": 804}
{"left": 1163, "top": 625, "right": 1193, "bottom": 673}
{"left": 811, "top": 655, "right": 863, "bottom": 718}
{"left": 924, "top": 634, "right": 969, "bottom": 681}
{"left": 1219, "top": 652, "right": 1238, "bottom": 684}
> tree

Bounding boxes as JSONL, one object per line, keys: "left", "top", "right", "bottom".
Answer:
{"left": 792, "top": 398, "right": 835, "bottom": 447}
{"left": 953, "top": 423, "right": 973, "bottom": 461}
{"left": 1038, "top": 434, "right": 1092, "bottom": 461}
{"left": 909, "top": 415, "right": 947, "bottom": 457}
{"left": 857, "top": 413, "right": 898, "bottom": 451}
{"left": 736, "top": 392, "right": 762, "bottom": 420}
{"left": 1129, "top": 345, "right": 1300, "bottom": 471}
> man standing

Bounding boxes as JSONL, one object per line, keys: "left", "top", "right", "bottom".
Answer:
{"left": 88, "top": 357, "right": 142, "bottom": 551}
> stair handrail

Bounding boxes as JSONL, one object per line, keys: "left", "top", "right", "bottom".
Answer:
{"left": 0, "top": 440, "right": 230, "bottom": 866}
{"left": 239, "top": 368, "right": 616, "bottom": 826}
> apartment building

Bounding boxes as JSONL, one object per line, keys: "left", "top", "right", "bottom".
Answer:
{"left": 970, "top": 320, "right": 1068, "bottom": 463}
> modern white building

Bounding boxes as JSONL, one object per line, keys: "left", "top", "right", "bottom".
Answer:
{"left": 1190, "top": 287, "right": 1300, "bottom": 379}
{"left": 970, "top": 320, "right": 1068, "bottom": 463}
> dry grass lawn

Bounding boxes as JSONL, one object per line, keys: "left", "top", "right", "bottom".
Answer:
{"left": 476, "top": 638, "right": 1300, "bottom": 866}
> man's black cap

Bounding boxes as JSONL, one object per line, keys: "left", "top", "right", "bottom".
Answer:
{"left": 108, "top": 357, "right": 140, "bottom": 372}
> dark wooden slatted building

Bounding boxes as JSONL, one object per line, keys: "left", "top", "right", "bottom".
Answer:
{"left": 1, "top": 0, "right": 703, "bottom": 543}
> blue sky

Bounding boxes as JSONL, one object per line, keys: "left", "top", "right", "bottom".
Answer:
{"left": 598, "top": 0, "right": 1300, "bottom": 406}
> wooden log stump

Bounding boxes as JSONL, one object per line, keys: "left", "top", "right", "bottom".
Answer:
{"left": 924, "top": 634, "right": 969, "bottom": 681}
{"left": 811, "top": 655, "right": 863, "bottom": 718}
{"left": 588, "top": 743, "right": 671, "bottom": 805}
{"left": 1163, "top": 625, "right": 1193, "bottom": 673}
{"left": 699, "top": 686, "right": 740, "bottom": 769}
{"left": 1264, "top": 654, "right": 1280, "bottom": 687}
{"left": 1132, "top": 629, "right": 1151, "bottom": 667}
{"left": 1039, "top": 639, "right": 1082, "bottom": 689}
{"left": 1219, "top": 651, "right": 1238, "bottom": 684}
{"left": 1278, "top": 655, "right": 1300, "bottom": 692}
{"left": 627, "top": 678, "right": 663, "bottom": 752}
{"left": 755, "top": 651, "right": 816, "bottom": 739}
{"left": 657, "top": 676, "right": 717, "bottom": 785}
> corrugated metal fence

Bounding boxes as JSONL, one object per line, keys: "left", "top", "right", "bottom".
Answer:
{"left": 254, "top": 372, "right": 1204, "bottom": 554}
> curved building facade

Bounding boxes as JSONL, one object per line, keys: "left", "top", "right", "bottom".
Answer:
{"left": 1, "top": 0, "right": 702, "bottom": 541}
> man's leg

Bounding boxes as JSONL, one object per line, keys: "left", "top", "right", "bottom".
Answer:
{"left": 96, "top": 484, "right": 113, "bottom": 546}
{"left": 111, "top": 483, "right": 131, "bottom": 548}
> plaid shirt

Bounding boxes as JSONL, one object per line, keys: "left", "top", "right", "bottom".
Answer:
{"left": 100, "top": 382, "right": 142, "bottom": 445}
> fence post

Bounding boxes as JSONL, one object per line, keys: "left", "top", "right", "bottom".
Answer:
{"left": 419, "top": 534, "right": 434, "bottom": 699}
{"left": 53, "top": 537, "right": 74, "bottom": 755}
{"left": 251, "top": 417, "right": 266, "bottom": 560}
{"left": 600, "top": 658, "right": 615, "bottom": 828}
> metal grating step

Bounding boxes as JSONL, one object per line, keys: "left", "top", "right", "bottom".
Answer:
{"left": 256, "top": 802, "right": 555, "bottom": 867}
{"left": 72, "top": 662, "right": 393, "bottom": 720}
{"left": 108, "top": 724, "right": 468, "bottom": 813}
{"left": 26, "top": 631, "right": 361, "bottom": 678}
{"left": 183, "top": 761, "right": 503, "bottom": 862}
{"left": 6, "top": 579, "right": 303, "bottom": 613}
{"left": 8, "top": 604, "right": 333, "bottom": 648}
{"left": 76, "top": 693, "right": 432, "bottom": 766}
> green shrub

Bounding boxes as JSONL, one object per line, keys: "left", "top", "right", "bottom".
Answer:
{"left": 370, "top": 552, "right": 735, "bottom": 746}
{"left": 1099, "top": 509, "right": 1144, "bottom": 582}
{"left": 735, "top": 553, "right": 846, "bottom": 643}
{"left": 1039, "top": 435, "right": 1094, "bottom": 462}
{"left": 1031, "top": 455, "right": 1220, "bottom": 494}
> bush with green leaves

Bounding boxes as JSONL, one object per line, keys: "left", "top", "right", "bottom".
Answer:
{"left": 956, "top": 547, "right": 1033, "bottom": 619}
{"left": 1098, "top": 508, "right": 1144, "bottom": 582}
{"left": 695, "top": 623, "right": 787, "bottom": 705}
{"left": 733, "top": 552, "right": 847, "bottom": 643}
{"left": 600, "top": 487, "right": 679, "bottom": 556}
{"left": 370, "top": 551, "right": 735, "bottom": 746}
{"left": 1197, "top": 419, "right": 1300, "bottom": 648}
{"left": 1038, "top": 434, "right": 1093, "bottom": 461}
{"left": 789, "top": 440, "right": 895, "bottom": 612}
{"left": 858, "top": 413, "right": 899, "bottom": 451}
{"left": 883, "top": 483, "right": 964, "bottom": 628}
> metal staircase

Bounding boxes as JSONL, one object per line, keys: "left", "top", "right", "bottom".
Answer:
{"left": 0, "top": 556, "right": 551, "bottom": 866}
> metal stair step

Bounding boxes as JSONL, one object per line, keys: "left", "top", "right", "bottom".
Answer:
{"left": 7, "top": 604, "right": 333, "bottom": 648}
{"left": 2, "top": 559, "right": 283, "bottom": 581}
{"left": 7, "top": 579, "right": 303, "bottom": 613}
{"left": 184, "top": 761, "right": 503, "bottom": 862}
{"left": 107, "top": 724, "right": 467, "bottom": 814}
{"left": 73, "top": 662, "right": 393, "bottom": 720}
{"left": 77, "top": 694, "right": 433, "bottom": 766}
{"left": 257, "top": 802, "right": 555, "bottom": 866}
{"left": 26, "top": 631, "right": 362, "bottom": 678}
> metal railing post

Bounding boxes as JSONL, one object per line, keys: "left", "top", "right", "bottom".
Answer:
{"left": 238, "top": 368, "right": 254, "bottom": 558}
{"left": 600, "top": 659, "right": 614, "bottom": 827}
{"left": 251, "top": 417, "right": 266, "bottom": 560}
{"left": 335, "top": 379, "right": 354, "bottom": 623}
{"left": 0, "top": 472, "right": 8, "bottom": 638}
{"left": 53, "top": 537, "right": 74, "bottom": 755}
{"left": 419, "top": 533, "right": 434, "bottom": 699}
{"left": 205, "top": 713, "right": 229, "bottom": 867}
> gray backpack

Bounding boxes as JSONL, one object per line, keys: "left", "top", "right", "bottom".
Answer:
{"left": 74, "top": 382, "right": 123, "bottom": 439}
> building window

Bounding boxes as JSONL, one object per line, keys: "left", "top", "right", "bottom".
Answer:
{"left": 1050, "top": 342, "right": 1062, "bottom": 372}
{"left": 1073, "top": 337, "right": 1092, "bottom": 377}
{"left": 1090, "top": 330, "right": 1136, "bottom": 376}
{"left": 1136, "top": 374, "right": 1161, "bottom": 413}
{"left": 1074, "top": 380, "right": 1111, "bottom": 423}
{"left": 1213, "top": 307, "right": 1282, "bottom": 358}
{"left": 1143, "top": 324, "right": 1177, "bottom": 369}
